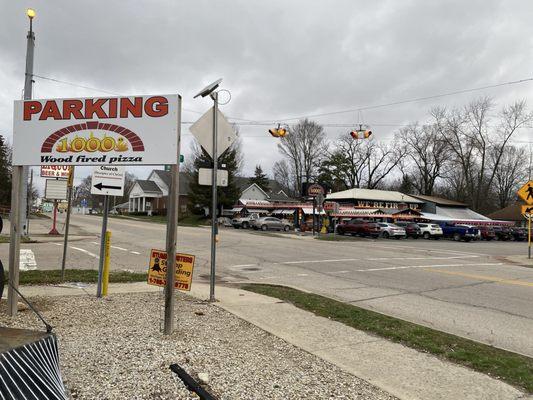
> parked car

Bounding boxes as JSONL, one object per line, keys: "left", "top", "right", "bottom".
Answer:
{"left": 377, "top": 223, "right": 406, "bottom": 239}
{"left": 509, "top": 227, "right": 527, "bottom": 241}
{"left": 336, "top": 219, "right": 381, "bottom": 238}
{"left": 475, "top": 225, "right": 496, "bottom": 241}
{"left": 394, "top": 222, "right": 421, "bottom": 238}
{"left": 218, "top": 217, "right": 233, "bottom": 227}
{"left": 456, "top": 225, "right": 482, "bottom": 241}
{"left": 252, "top": 217, "right": 292, "bottom": 232}
{"left": 417, "top": 223, "right": 443, "bottom": 239}
{"left": 493, "top": 225, "right": 512, "bottom": 241}
{"left": 439, "top": 222, "right": 479, "bottom": 242}
{"left": 232, "top": 213, "right": 259, "bottom": 229}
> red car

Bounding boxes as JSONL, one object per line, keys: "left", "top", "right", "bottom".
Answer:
{"left": 336, "top": 219, "right": 381, "bottom": 238}
{"left": 476, "top": 225, "right": 496, "bottom": 241}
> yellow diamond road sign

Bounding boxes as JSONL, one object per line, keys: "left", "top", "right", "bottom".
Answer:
{"left": 522, "top": 205, "right": 533, "bottom": 219}
{"left": 517, "top": 180, "right": 533, "bottom": 205}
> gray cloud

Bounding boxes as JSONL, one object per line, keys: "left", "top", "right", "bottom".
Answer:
{"left": 1, "top": 0, "right": 532, "bottom": 195}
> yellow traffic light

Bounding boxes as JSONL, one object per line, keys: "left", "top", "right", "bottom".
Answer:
{"left": 363, "top": 130, "right": 372, "bottom": 138}
{"left": 350, "top": 131, "right": 359, "bottom": 139}
{"left": 27, "top": 8, "right": 36, "bottom": 19}
{"left": 269, "top": 125, "right": 287, "bottom": 138}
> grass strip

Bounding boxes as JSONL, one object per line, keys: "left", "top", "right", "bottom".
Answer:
{"left": 242, "top": 284, "right": 533, "bottom": 393}
{"left": 2, "top": 269, "right": 147, "bottom": 286}
{"left": 0, "top": 235, "right": 34, "bottom": 244}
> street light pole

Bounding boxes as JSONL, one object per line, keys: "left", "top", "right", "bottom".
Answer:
{"left": 209, "top": 91, "right": 219, "bottom": 302}
{"left": 8, "top": 9, "right": 36, "bottom": 316}
{"left": 22, "top": 9, "right": 35, "bottom": 236}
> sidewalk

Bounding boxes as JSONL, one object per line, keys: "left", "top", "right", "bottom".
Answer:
{"left": 7, "top": 281, "right": 531, "bottom": 400}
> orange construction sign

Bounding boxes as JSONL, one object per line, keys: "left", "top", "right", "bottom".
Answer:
{"left": 147, "top": 249, "right": 195, "bottom": 291}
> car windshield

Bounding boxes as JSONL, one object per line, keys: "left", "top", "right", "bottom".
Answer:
{"left": 378, "top": 223, "right": 387, "bottom": 227}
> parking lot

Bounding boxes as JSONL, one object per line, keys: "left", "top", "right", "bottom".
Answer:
{"left": 1, "top": 213, "right": 532, "bottom": 358}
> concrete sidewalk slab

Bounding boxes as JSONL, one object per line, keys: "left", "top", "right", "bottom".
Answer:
{"left": 188, "top": 284, "right": 529, "bottom": 400}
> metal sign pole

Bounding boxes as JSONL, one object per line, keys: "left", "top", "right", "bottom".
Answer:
{"left": 7, "top": 167, "right": 23, "bottom": 316}
{"left": 527, "top": 214, "right": 533, "bottom": 258}
{"left": 209, "top": 92, "right": 219, "bottom": 302}
{"left": 163, "top": 96, "right": 182, "bottom": 335}
{"left": 96, "top": 195, "right": 109, "bottom": 297}
{"left": 312, "top": 197, "right": 316, "bottom": 236}
{"left": 61, "top": 166, "right": 75, "bottom": 281}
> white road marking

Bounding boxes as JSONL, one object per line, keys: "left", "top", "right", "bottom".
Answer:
{"left": 366, "top": 255, "right": 480, "bottom": 261}
{"left": 229, "top": 264, "right": 257, "bottom": 268}
{"left": 371, "top": 244, "right": 484, "bottom": 257}
{"left": 332, "top": 270, "right": 351, "bottom": 274}
{"left": 70, "top": 246, "right": 98, "bottom": 258}
{"left": 297, "top": 273, "right": 309, "bottom": 276}
{"left": 277, "top": 258, "right": 359, "bottom": 265}
{"left": 110, "top": 245, "right": 128, "bottom": 251}
{"left": 356, "top": 262, "right": 503, "bottom": 272}
{"left": 130, "top": 251, "right": 141, "bottom": 255}
{"left": 51, "top": 243, "right": 61, "bottom": 246}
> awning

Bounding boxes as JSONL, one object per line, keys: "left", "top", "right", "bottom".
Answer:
{"left": 229, "top": 207, "right": 243, "bottom": 212}
{"left": 282, "top": 209, "right": 296, "bottom": 215}
{"left": 301, "top": 208, "right": 326, "bottom": 215}
{"left": 249, "top": 209, "right": 269, "bottom": 213}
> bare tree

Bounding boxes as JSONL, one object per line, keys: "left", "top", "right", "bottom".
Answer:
{"left": 397, "top": 123, "right": 449, "bottom": 195}
{"left": 490, "top": 145, "right": 528, "bottom": 208}
{"left": 365, "top": 140, "right": 406, "bottom": 189}
{"left": 272, "top": 160, "right": 294, "bottom": 196}
{"left": 434, "top": 98, "right": 532, "bottom": 211}
{"left": 278, "top": 119, "right": 328, "bottom": 195}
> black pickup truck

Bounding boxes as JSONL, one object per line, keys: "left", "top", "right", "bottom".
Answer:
{"left": 439, "top": 222, "right": 479, "bottom": 242}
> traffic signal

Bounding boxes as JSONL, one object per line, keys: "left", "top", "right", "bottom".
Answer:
{"left": 269, "top": 124, "right": 287, "bottom": 138}
{"left": 349, "top": 129, "right": 373, "bottom": 139}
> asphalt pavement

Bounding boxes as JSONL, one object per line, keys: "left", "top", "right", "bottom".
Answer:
{"left": 1, "top": 213, "right": 532, "bottom": 357}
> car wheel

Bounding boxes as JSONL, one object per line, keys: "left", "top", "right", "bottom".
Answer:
{"left": 242, "top": 222, "right": 249, "bottom": 229}
{"left": 261, "top": 225, "right": 268, "bottom": 231}
{"left": 423, "top": 232, "right": 430, "bottom": 239}
{"left": 382, "top": 232, "right": 389, "bottom": 239}
{"left": 453, "top": 233, "right": 461, "bottom": 241}
{"left": 283, "top": 225, "right": 290, "bottom": 232}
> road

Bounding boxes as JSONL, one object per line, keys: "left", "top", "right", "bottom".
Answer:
{"left": 1, "top": 213, "right": 533, "bottom": 358}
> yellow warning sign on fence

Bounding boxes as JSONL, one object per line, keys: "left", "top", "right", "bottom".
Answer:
{"left": 147, "top": 249, "right": 195, "bottom": 291}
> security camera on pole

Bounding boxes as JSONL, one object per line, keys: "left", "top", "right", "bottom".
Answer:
{"left": 191, "top": 79, "right": 236, "bottom": 302}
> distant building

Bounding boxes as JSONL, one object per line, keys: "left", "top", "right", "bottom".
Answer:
{"left": 326, "top": 188, "right": 424, "bottom": 210}
{"left": 487, "top": 203, "right": 526, "bottom": 227}
{"left": 128, "top": 170, "right": 189, "bottom": 214}
{"left": 409, "top": 194, "right": 491, "bottom": 224}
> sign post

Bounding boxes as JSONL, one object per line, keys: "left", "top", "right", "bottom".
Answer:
{"left": 163, "top": 95, "right": 182, "bottom": 335}
{"left": 306, "top": 183, "right": 325, "bottom": 237}
{"left": 517, "top": 181, "right": 533, "bottom": 259}
{"left": 191, "top": 86, "right": 236, "bottom": 302}
{"left": 60, "top": 166, "right": 74, "bottom": 281}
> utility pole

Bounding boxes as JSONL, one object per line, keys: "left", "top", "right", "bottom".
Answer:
{"left": 8, "top": 9, "right": 36, "bottom": 316}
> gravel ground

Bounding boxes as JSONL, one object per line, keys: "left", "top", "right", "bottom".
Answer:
{"left": 0, "top": 292, "right": 396, "bottom": 400}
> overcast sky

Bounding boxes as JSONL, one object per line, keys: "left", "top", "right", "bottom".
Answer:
{"left": 1, "top": 0, "right": 532, "bottom": 194}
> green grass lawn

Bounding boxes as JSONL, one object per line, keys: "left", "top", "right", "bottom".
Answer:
{"left": 242, "top": 284, "right": 533, "bottom": 393}
{"left": 110, "top": 213, "right": 207, "bottom": 226}
{"left": 0, "top": 235, "right": 35, "bottom": 244}
{"left": 2, "top": 269, "right": 147, "bottom": 285}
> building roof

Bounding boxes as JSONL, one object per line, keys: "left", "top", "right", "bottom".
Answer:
{"left": 487, "top": 203, "right": 524, "bottom": 222}
{"left": 409, "top": 194, "right": 467, "bottom": 207}
{"left": 326, "top": 188, "right": 424, "bottom": 204}
{"left": 150, "top": 170, "right": 191, "bottom": 195}
{"left": 135, "top": 180, "right": 163, "bottom": 193}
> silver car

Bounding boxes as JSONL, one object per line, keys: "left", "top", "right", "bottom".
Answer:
{"left": 252, "top": 217, "right": 292, "bottom": 232}
{"left": 377, "top": 223, "right": 406, "bottom": 239}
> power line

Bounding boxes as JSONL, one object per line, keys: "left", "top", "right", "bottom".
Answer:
{"left": 250, "top": 77, "right": 533, "bottom": 123}
{"left": 33, "top": 73, "right": 533, "bottom": 126}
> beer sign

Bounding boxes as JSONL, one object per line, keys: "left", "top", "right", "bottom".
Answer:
{"left": 40, "top": 165, "right": 70, "bottom": 178}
